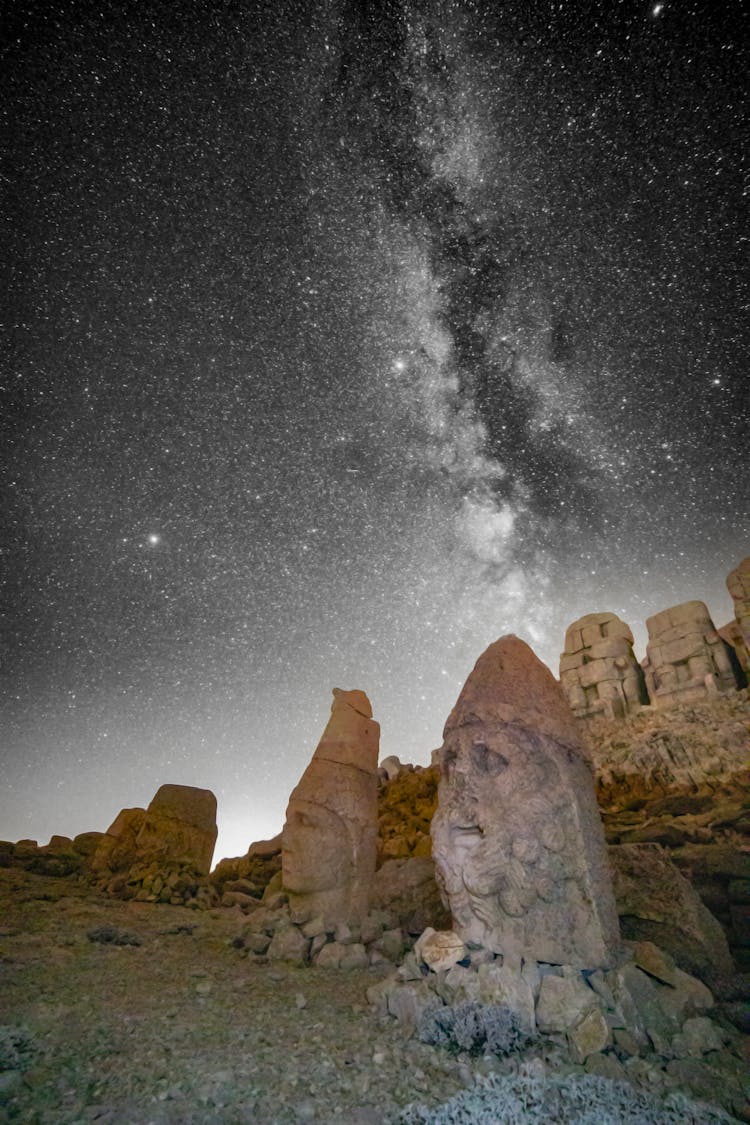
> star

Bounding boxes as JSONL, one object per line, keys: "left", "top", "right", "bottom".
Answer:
{"left": 147, "top": 534, "right": 161, "bottom": 546}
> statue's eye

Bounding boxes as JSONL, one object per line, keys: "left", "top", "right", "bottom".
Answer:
{"left": 472, "top": 742, "right": 508, "bottom": 776}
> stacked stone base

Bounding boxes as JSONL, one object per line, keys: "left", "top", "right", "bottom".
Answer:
{"left": 367, "top": 936, "right": 749, "bottom": 1122}
{"left": 94, "top": 860, "right": 220, "bottom": 909}
{"left": 231, "top": 894, "right": 413, "bottom": 969}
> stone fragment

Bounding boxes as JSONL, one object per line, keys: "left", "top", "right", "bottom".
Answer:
{"left": 339, "top": 943, "right": 369, "bottom": 970}
{"left": 609, "top": 843, "right": 735, "bottom": 982}
{"left": 386, "top": 982, "right": 440, "bottom": 1036}
{"left": 91, "top": 785, "right": 218, "bottom": 879}
{"left": 630, "top": 940, "right": 680, "bottom": 987}
{"left": 671, "top": 1016, "right": 724, "bottom": 1058}
{"left": 644, "top": 600, "right": 742, "bottom": 708}
{"left": 535, "top": 972, "right": 599, "bottom": 1034}
{"left": 370, "top": 857, "right": 450, "bottom": 934}
{"left": 568, "top": 1006, "right": 610, "bottom": 1063}
{"left": 315, "top": 941, "right": 344, "bottom": 968}
{"left": 431, "top": 635, "right": 620, "bottom": 968}
{"left": 476, "top": 962, "right": 536, "bottom": 1031}
{"left": 726, "top": 556, "right": 750, "bottom": 675}
{"left": 375, "top": 929, "right": 405, "bottom": 963}
{"left": 584, "top": 1052, "right": 627, "bottom": 1081}
{"left": 282, "top": 688, "right": 380, "bottom": 926}
{"left": 379, "top": 755, "right": 404, "bottom": 780}
{"left": 266, "top": 926, "right": 310, "bottom": 965}
{"left": 414, "top": 928, "right": 467, "bottom": 973}
{"left": 560, "top": 613, "right": 648, "bottom": 721}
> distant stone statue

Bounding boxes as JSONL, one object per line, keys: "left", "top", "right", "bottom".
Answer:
{"left": 559, "top": 612, "right": 648, "bottom": 720}
{"left": 431, "top": 636, "right": 620, "bottom": 969}
{"left": 282, "top": 688, "right": 379, "bottom": 926}
{"left": 725, "top": 557, "right": 750, "bottom": 676}
{"left": 91, "top": 783, "right": 217, "bottom": 877}
{"left": 643, "top": 600, "right": 741, "bottom": 708}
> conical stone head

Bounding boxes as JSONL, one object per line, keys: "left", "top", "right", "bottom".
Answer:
{"left": 432, "top": 635, "right": 620, "bottom": 969}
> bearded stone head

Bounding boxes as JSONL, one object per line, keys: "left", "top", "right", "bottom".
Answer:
{"left": 431, "top": 636, "right": 620, "bottom": 969}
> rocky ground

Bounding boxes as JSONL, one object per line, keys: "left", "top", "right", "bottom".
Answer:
{"left": 2, "top": 867, "right": 748, "bottom": 1125}
{"left": 0, "top": 868, "right": 471, "bottom": 1125}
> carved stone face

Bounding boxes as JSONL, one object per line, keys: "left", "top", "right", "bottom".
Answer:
{"left": 433, "top": 725, "right": 567, "bottom": 947}
{"left": 281, "top": 800, "right": 353, "bottom": 897}
{"left": 431, "top": 635, "right": 620, "bottom": 968}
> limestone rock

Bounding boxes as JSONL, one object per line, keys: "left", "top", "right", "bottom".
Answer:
{"left": 431, "top": 635, "right": 621, "bottom": 968}
{"left": 139, "top": 784, "right": 217, "bottom": 875}
{"left": 370, "top": 856, "right": 450, "bottom": 933}
{"left": 266, "top": 925, "right": 310, "bottom": 965}
{"left": 567, "top": 1006, "right": 610, "bottom": 1063}
{"left": 609, "top": 843, "right": 734, "bottom": 982}
{"left": 282, "top": 688, "right": 380, "bottom": 926}
{"left": 560, "top": 612, "right": 648, "bottom": 721}
{"left": 414, "top": 928, "right": 467, "bottom": 973}
{"left": 90, "top": 784, "right": 218, "bottom": 899}
{"left": 90, "top": 808, "right": 147, "bottom": 874}
{"left": 535, "top": 972, "right": 600, "bottom": 1034}
{"left": 644, "top": 600, "right": 742, "bottom": 708}
{"left": 726, "top": 556, "right": 750, "bottom": 675}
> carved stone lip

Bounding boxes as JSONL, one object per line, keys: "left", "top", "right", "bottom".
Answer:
{"left": 450, "top": 825, "right": 483, "bottom": 845}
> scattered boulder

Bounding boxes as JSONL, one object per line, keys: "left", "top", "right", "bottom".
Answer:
{"left": 609, "top": 843, "right": 735, "bottom": 983}
{"left": 431, "top": 635, "right": 621, "bottom": 968}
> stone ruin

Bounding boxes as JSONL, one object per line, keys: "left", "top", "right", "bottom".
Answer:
{"left": 725, "top": 555, "right": 750, "bottom": 676}
{"left": 89, "top": 783, "right": 218, "bottom": 904}
{"left": 559, "top": 612, "right": 648, "bottom": 721}
{"left": 281, "top": 687, "right": 380, "bottom": 926}
{"left": 431, "top": 635, "right": 621, "bottom": 970}
{"left": 643, "top": 600, "right": 742, "bottom": 709}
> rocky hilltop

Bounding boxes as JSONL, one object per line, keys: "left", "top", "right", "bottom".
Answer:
{"left": 2, "top": 558, "right": 748, "bottom": 1123}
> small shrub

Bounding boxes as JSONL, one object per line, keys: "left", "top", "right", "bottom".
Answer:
{"left": 396, "top": 1072, "right": 737, "bottom": 1125}
{"left": 0, "top": 1026, "right": 35, "bottom": 1072}
{"left": 417, "top": 1002, "right": 533, "bottom": 1057}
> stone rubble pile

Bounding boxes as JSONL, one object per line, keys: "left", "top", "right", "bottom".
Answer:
{"left": 89, "top": 783, "right": 219, "bottom": 907}
{"left": 230, "top": 891, "right": 413, "bottom": 971}
{"left": 377, "top": 763, "right": 437, "bottom": 864}
{"left": 366, "top": 933, "right": 749, "bottom": 1121}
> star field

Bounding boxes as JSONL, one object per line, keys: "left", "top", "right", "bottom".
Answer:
{"left": 2, "top": 0, "right": 748, "bottom": 860}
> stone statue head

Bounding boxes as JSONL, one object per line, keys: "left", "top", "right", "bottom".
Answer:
{"left": 431, "top": 635, "right": 620, "bottom": 968}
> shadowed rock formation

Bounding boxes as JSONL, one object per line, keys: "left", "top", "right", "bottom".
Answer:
{"left": 431, "top": 635, "right": 621, "bottom": 969}
{"left": 726, "top": 556, "right": 750, "bottom": 676}
{"left": 282, "top": 688, "right": 380, "bottom": 926}
{"left": 643, "top": 600, "right": 742, "bottom": 708}
{"left": 90, "top": 784, "right": 218, "bottom": 900}
{"left": 560, "top": 612, "right": 649, "bottom": 721}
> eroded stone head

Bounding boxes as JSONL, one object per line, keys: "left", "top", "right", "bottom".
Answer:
{"left": 431, "top": 636, "right": 620, "bottom": 969}
{"left": 282, "top": 687, "right": 380, "bottom": 925}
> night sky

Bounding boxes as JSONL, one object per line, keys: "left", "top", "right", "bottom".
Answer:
{"left": 3, "top": 0, "right": 748, "bottom": 861}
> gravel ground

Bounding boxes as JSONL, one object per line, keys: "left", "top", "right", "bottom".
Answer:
{"left": 0, "top": 869, "right": 469, "bottom": 1124}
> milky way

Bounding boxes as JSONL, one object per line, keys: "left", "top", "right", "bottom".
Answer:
{"left": 3, "top": 0, "right": 748, "bottom": 859}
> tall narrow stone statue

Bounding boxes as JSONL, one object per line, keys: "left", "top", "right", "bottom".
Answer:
{"left": 282, "top": 688, "right": 380, "bottom": 926}
{"left": 431, "top": 636, "right": 620, "bottom": 969}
